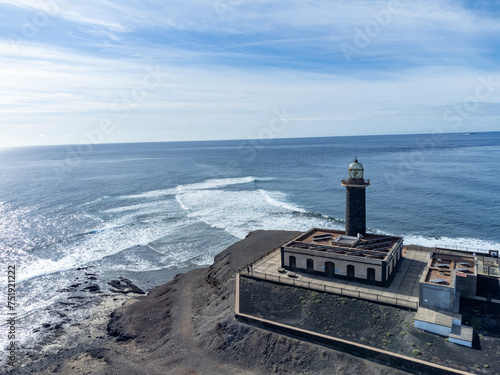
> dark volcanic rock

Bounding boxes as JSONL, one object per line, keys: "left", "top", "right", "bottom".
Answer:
{"left": 107, "top": 280, "right": 122, "bottom": 288}
{"left": 100, "top": 230, "right": 407, "bottom": 374}
{"left": 108, "top": 277, "right": 145, "bottom": 294}
{"left": 89, "top": 348, "right": 108, "bottom": 360}
{"left": 11, "top": 230, "right": 415, "bottom": 375}
{"left": 107, "top": 307, "right": 142, "bottom": 342}
{"left": 83, "top": 284, "right": 101, "bottom": 293}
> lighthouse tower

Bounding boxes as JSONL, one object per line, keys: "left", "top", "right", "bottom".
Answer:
{"left": 341, "top": 158, "right": 370, "bottom": 237}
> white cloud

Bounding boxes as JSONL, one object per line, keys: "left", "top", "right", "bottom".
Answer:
{"left": 3, "top": 0, "right": 499, "bottom": 38}
{"left": 0, "top": 0, "right": 128, "bottom": 31}
{"left": 0, "top": 0, "right": 499, "bottom": 147}
{"left": 1, "top": 39, "right": 499, "bottom": 148}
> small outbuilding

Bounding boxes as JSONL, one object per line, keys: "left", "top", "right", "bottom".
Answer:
{"left": 415, "top": 250, "right": 477, "bottom": 347}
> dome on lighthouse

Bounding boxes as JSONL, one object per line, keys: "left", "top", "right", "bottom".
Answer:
{"left": 348, "top": 158, "right": 364, "bottom": 179}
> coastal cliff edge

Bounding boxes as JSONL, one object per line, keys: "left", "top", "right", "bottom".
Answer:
{"left": 8, "top": 230, "right": 408, "bottom": 375}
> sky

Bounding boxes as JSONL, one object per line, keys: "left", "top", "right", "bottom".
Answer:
{"left": 1, "top": 0, "right": 500, "bottom": 147}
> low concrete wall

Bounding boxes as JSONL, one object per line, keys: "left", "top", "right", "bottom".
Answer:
{"left": 449, "top": 337, "right": 472, "bottom": 348}
{"left": 242, "top": 273, "right": 418, "bottom": 310}
{"left": 235, "top": 273, "right": 472, "bottom": 375}
{"left": 414, "top": 320, "right": 451, "bottom": 337}
{"left": 465, "top": 295, "right": 500, "bottom": 304}
{"left": 236, "top": 312, "right": 471, "bottom": 375}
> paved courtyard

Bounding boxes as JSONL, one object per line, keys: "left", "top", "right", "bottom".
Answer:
{"left": 246, "top": 248, "right": 430, "bottom": 309}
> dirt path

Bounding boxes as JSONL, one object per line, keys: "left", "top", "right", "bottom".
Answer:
{"left": 177, "top": 277, "right": 195, "bottom": 337}
{"left": 8, "top": 230, "right": 413, "bottom": 375}
{"left": 148, "top": 268, "right": 249, "bottom": 375}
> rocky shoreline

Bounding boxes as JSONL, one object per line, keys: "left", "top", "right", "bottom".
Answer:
{"left": 8, "top": 231, "right": 417, "bottom": 375}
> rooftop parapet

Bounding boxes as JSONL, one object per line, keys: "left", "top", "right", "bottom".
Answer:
{"left": 285, "top": 228, "right": 402, "bottom": 262}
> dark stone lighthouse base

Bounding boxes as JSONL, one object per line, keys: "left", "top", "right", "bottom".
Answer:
{"left": 345, "top": 186, "right": 366, "bottom": 237}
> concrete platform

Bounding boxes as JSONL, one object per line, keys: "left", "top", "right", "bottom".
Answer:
{"left": 248, "top": 248, "right": 429, "bottom": 309}
{"left": 415, "top": 307, "right": 454, "bottom": 328}
{"left": 449, "top": 325, "right": 474, "bottom": 347}
{"left": 414, "top": 307, "right": 457, "bottom": 336}
{"left": 414, "top": 308, "right": 473, "bottom": 347}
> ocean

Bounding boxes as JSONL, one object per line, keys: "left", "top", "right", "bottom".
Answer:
{"left": 1, "top": 132, "right": 499, "bottom": 358}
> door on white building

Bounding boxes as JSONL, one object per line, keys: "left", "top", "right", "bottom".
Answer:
{"left": 367, "top": 268, "right": 376, "bottom": 281}
{"left": 347, "top": 264, "right": 355, "bottom": 278}
{"left": 325, "top": 262, "right": 335, "bottom": 278}
{"left": 306, "top": 258, "right": 314, "bottom": 273}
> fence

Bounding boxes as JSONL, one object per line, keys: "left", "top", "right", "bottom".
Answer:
{"left": 242, "top": 271, "right": 418, "bottom": 310}
{"left": 434, "top": 246, "right": 491, "bottom": 254}
{"left": 478, "top": 264, "right": 500, "bottom": 278}
{"left": 234, "top": 274, "right": 473, "bottom": 375}
{"left": 239, "top": 243, "right": 285, "bottom": 274}
{"left": 405, "top": 245, "right": 493, "bottom": 255}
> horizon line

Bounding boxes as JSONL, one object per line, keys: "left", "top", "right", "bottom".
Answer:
{"left": 1, "top": 130, "right": 497, "bottom": 151}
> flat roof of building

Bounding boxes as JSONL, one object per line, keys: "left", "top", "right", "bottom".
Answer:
{"left": 423, "top": 252, "right": 476, "bottom": 286}
{"left": 284, "top": 228, "right": 402, "bottom": 261}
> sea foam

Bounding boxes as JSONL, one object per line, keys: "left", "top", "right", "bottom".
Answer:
{"left": 175, "top": 177, "right": 342, "bottom": 239}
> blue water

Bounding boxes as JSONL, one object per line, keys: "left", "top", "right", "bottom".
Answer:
{"left": 1, "top": 132, "right": 499, "bottom": 354}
